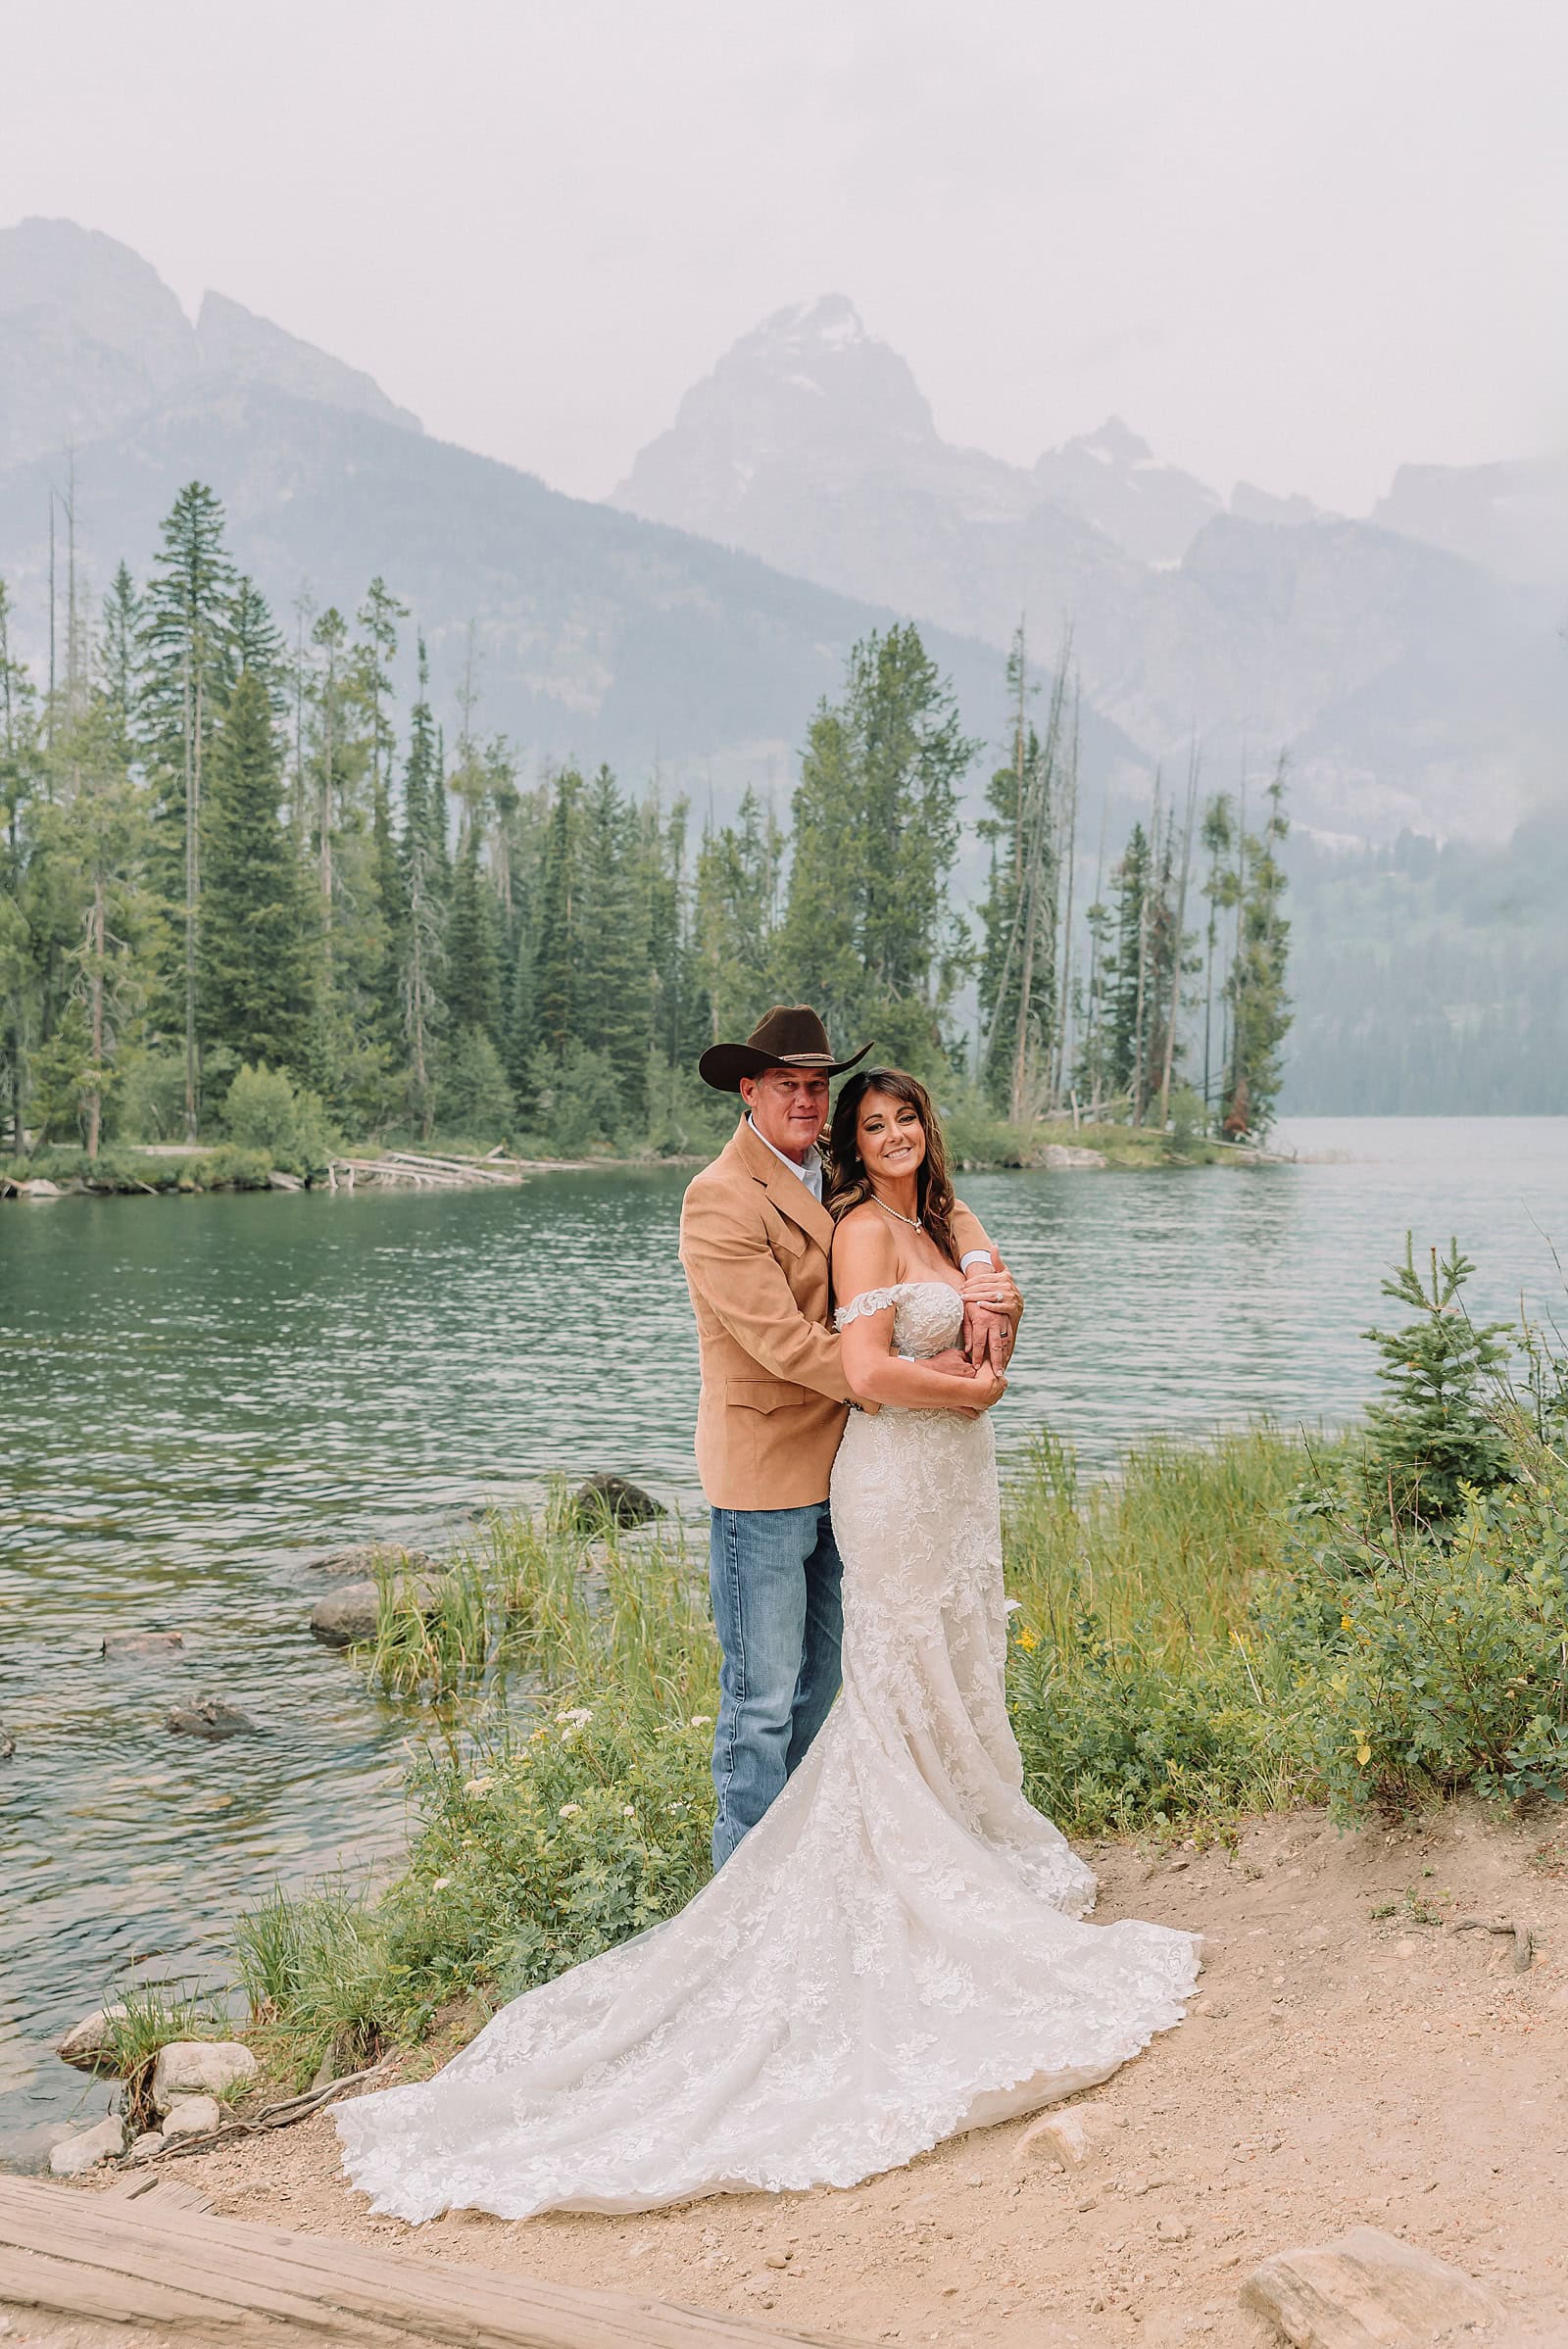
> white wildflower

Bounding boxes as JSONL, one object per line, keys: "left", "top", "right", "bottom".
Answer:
{"left": 689, "top": 1714, "right": 712, "bottom": 1728}
{"left": 464, "top": 1776, "right": 495, "bottom": 1797}
{"left": 558, "top": 1802, "right": 581, "bottom": 1819}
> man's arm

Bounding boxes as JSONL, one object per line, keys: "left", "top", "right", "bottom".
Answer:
{"left": 680, "top": 1184, "right": 853, "bottom": 1402}
{"left": 950, "top": 1201, "right": 1023, "bottom": 1369}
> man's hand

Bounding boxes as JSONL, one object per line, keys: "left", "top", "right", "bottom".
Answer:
{"left": 959, "top": 1254, "right": 1022, "bottom": 1371}
{"left": 925, "top": 1346, "right": 980, "bottom": 1382}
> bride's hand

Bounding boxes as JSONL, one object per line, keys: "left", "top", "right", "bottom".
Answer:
{"left": 962, "top": 1362, "right": 1008, "bottom": 1409}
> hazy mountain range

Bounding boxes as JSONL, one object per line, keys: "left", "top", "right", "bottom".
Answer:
{"left": 3, "top": 220, "right": 1565, "bottom": 856}
{"left": 613, "top": 295, "right": 1568, "bottom": 844}
{"left": 0, "top": 220, "right": 1085, "bottom": 810}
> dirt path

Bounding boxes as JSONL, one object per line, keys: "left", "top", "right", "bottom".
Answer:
{"left": 61, "top": 1804, "right": 1568, "bottom": 2345}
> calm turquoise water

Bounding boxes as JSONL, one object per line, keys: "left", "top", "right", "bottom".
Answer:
{"left": 2, "top": 1116, "right": 1565, "bottom": 2163}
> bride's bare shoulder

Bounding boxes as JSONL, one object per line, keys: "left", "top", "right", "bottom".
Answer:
{"left": 830, "top": 1203, "right": 899, "bottom": 1275}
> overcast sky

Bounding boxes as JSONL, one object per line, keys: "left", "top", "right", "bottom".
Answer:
{"left": 3, "top": 0, "right": 1565, "bottom": 514}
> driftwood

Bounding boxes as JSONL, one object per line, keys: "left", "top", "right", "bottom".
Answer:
{"left": 131, "top": 2060, "right": 399, "bottom": 2166}
{"left": 1450, "top": 1915, "right": 1535, "bottom": 1972}
{"left": 0, "top": 2174, "right": 872, "bottom": 2347}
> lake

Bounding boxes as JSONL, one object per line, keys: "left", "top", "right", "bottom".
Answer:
{"left": 3, "top": 1115, "right": 1565, "bottom": 2165}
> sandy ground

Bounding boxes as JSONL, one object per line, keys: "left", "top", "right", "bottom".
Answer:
{"left": 24, "top": 1802, "right": 1568, "bottom": 2347}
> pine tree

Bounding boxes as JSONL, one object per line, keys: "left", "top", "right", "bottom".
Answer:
{"left": 1102, "top": 820, "right": 1151, "bottom": 1106}
{"left": 137, "top": 482, "right": 235, "bottom": 1135}
{"left": 230, "top": 577, "right": 288, "bottom": 715}
{"left": 444, "top": 818, "right": 503, "bottom": 1045}
{"left": 97, "top": 563, "right": 141, "bottom": 756}
{"left": 0, "top": 580, "right": 41, "bottom": 1150}
{"left": 977, "top": 629, "right": 1072, "bottom": 1116}
{"left": 577, "top": 763, "right": 648, "bottom": 1120}
{"left": 39, "top": 691, "right": 154, "bottom": 1156}
{"left": 1220, "top": 765, "right": 1292, "bottom": 1137}
{"left": 198, "top": 668, "right": 317, "bottom": 1075}
{"left": 1363, "top": 1235, "right": 1513, "bottom": 1519}
{"left": 780, "top": 624, "right": 973, "bottom": 1070}
{"left": 695, "top": 788, "right": 783, "bottom": 1046}
{"left": 533, "top": 768, "right": 585, "bottom": 1060}
{"left": 397, "top": 638, "right": 446, "bottom": 1139}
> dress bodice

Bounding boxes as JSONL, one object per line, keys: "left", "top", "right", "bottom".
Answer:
{"left": 834, "top": 1279, "right": 964, "bottom": 1360}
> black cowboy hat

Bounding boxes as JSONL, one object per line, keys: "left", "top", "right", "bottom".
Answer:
{"left": 698, "top": 1004, "right": 874, "bottom": 1094}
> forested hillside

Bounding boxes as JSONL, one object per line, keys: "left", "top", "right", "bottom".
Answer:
{"left": 1283, "top": 814, "right": 1568, "bottom": 1113}
{"left": 0, "top": 492, "right": 1291, "bottom": 1171}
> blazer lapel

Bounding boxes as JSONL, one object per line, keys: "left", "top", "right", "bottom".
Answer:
{"left": 733, "top": 1118, "right": 836, "bottom": 1255}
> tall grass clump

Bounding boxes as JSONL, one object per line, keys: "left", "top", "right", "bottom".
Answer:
{"left": 236, "top": 1513, "right": 717, "bottom": 2072}
{"left": 1004, "top": 1425, "right": 1326, "bottom": 1833}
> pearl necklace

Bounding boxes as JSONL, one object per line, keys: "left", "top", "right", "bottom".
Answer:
{"left": 872, "top": 1193, "right": 922, "bottom": 1232}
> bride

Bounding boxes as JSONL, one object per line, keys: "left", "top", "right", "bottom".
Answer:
{"left": 336, "top": 1068, "right": 1200, "bottom": 2222}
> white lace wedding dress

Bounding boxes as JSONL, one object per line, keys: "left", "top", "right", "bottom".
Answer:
{"left": 336, "top": 1282, "right": 1200, "bottom": 2221}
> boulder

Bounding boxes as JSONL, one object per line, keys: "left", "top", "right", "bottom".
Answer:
{"left": 128, "top": 2130, "right": 164, "bottom": 2160}
{"left": 267, "top": 1169, "right": 303, "bottom": 1191}
{"left": 309, "top": 1569, "right": 448, "bottom": 1646}
{"left": 102, "top": 1629, "right": 184, "bottom": 1660}
{"left": 1242, "top": 2225, "right": 1504, "bottom": 2348}
{"left": 55, "top": 2004, "right": 129, "bottom": 2073}
{"left": 160, "top": 2093, "right": 221, "bottom": 2139}
{"left": 309, "top": 1579, "right": 379, "bottom": 1644}
{"left": 1039, "top": 1144, "right": 1108, "bottom": 1170}
{"left": 568, "top": 1472, "right": 664, "bottom": 1530}
{"left": 150, "top": 2039, "right": 257, "bottom": 2114}
{"left": 48, "top": 2114, "right": 124, "bottom": 2176}
{"left": 167, "top": 1692, "right": 259, "bottom": 1739}
{"left": 1018, "top": 2102, "right": 1123, "bottom": 2171}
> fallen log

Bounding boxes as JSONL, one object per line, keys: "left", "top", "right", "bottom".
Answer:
{"left": 0, "top": 2174, "right": 873, "bottom": 2347}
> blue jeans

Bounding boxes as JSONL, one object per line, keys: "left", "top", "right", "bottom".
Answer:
{"left": 708, "top": 1502, "right": 844, "bottom": 1868}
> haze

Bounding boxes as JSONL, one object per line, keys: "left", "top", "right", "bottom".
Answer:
{"left": 2, "top": 0, "right": 1565, "bottom": 514}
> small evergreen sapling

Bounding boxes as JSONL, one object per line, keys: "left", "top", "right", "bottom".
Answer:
{"left": 1363, "top": 1234, "right": 1512, "bottom": 1520}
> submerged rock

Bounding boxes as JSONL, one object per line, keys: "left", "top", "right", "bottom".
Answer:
{"left": 304, "top": 1542, "right": 438, "bottom": 1581}
{"left": 48, "top": 2114, "right": 124, "bottom": 2175}
{"left": 102, "top": 1629, "right": 184, "bottom": 1660}
{"left": 0, "top": 1723, "right": 13, "bottom": 1761}
{"left": 151, "top": 2039, "right": 257, "bottom": 2113}
{"left": 568, "top": 1472, "right": 664, "bottom": 1530}
{"left": 55, "top": 2004, "right": 129, "bottom": 2073}
{"left": 166, "top": 1692, "right": 259, "bottom": 1740}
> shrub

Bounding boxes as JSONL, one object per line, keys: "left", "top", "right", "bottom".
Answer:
{"left": 1268, "top": 1434, "right": 1568, "bottom": 1813}
{"left": 221, "top": 1062, "right": 337, "bottom": 1173}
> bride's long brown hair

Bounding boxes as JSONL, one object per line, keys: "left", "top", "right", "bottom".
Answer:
{"left": 825, "top": 1068, "right": 961, "bottom": 1267}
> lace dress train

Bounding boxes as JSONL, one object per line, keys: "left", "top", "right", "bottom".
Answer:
{"left": 335, "top": 1283, "right": 1200, "bottom": 2221}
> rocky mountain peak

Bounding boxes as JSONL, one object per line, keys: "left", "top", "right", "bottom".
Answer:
{"left": 194, "top": 292, "right": 419, "bottom": 433}
{"left": 0, "top": 217, "right": 417, "bottom": 470}
{"left": 1031, "top": 416, "right": 1221, "bottom": 566}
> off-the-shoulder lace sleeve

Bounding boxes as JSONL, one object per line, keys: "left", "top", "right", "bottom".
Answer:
{"left": 835, "top": 1286, "right": 904, "bottom": 1330}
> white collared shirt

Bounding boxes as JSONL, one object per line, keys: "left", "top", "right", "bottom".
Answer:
{"left": 748, "top": 1115, "right": 824, "bottom": 1201}
{"left": 746, "top": 1115, "right": 993, "bottom": 1269}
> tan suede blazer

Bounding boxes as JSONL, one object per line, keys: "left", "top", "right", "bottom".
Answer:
{"left": 679, "top": 1117, "right": 988, "bottom": 1510}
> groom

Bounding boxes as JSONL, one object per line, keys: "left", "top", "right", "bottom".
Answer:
{"left": 680, "top": 1004, "right": 1021, "bottom": 1866}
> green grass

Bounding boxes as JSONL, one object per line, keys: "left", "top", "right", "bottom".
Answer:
{"left": 231, "top": 1309, "right": 1568, "bottom": 2075}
